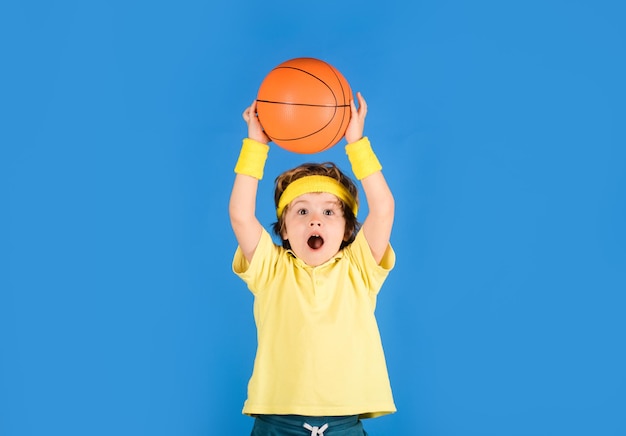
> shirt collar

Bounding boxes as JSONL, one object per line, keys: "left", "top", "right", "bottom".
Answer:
{"left": 285, "top": 248, "right": 344, "bottom": 268}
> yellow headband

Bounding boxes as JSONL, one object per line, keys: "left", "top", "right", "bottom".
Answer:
{"left": 276, "top": 175, "right": 358, "bottom": 218}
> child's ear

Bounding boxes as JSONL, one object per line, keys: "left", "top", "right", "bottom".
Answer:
{"left": 343, "top": 224, "right": 352, "bottom": 241}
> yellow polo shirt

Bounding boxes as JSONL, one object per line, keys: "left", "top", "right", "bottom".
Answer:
{"left": 233, "top": 228, "right": 396, "bottom": 418}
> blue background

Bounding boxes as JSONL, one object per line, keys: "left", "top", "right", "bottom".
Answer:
{"left": 2, "top": 1, "right": 625, "bottom": 435}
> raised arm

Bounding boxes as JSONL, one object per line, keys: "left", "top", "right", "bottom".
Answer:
{"left": 229, "top": 101, "right": 270, "bottom": 263}
{"left": 345, "top": 93, "right": 395, "bottom": 264}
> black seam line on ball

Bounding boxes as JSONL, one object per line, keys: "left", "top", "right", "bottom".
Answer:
{"left": 257, "top": 99, "right": 350, "bottom": 108}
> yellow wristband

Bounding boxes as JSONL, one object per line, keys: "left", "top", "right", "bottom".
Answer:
{"left": 345, "top": 137, "right": 382, "bottom": 180}
{"left": 234, "top": 138, "right": 270, "bottom": 180}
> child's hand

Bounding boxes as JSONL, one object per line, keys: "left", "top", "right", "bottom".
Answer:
{"left": 242, "top": 100, "right": 270, "bottom": 144}
{"left": 344, "top": 92, "right": 368, "bottom": 144}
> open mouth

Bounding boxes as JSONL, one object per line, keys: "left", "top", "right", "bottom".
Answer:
{"left": 307, "top": 235, "right": 324, "bottom": 249}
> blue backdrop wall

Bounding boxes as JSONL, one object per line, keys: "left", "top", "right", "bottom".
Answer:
{"left": 2, "top": 1, "right": 625, "bottom": 435}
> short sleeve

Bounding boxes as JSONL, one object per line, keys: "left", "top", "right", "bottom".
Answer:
{"left": 345, "top": 230, "right": 395, "bottom": 295}
{"left": 232, "top": 229, "right": 282, "bottom": 295}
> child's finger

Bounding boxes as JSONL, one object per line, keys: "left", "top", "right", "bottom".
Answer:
{"left": 357, "top": 92, "right": 367, "bottom": 116}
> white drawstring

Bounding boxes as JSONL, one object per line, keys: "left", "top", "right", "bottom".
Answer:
{"left": 303, "top": 422, "right": 329, "bottom": 436}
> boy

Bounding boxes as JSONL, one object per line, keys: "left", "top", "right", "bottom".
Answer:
{"left": 230, "top": 93, "right": 395, "bottom": 435}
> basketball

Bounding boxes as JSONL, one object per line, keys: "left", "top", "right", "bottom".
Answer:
{"left": 256, "top": 57, "right": 352, "bottom": 154}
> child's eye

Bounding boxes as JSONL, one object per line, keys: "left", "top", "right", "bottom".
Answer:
{"left": 323, "top": 209, "right": 334, "bottom": 216}
{"left": 297, "top": 209, "right": 308, "bottom": 215}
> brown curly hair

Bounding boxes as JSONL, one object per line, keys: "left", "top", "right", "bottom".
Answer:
{"left": 272, "top": 162, "right": 360, "bottom": 249}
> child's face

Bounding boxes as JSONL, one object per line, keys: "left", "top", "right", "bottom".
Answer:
{"left": 281, "top": 192, "right": 347, "bottom": 267}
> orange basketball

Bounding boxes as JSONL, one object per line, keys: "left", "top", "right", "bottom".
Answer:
{"left": 256, "top": 57, "right": 352, "bottom": 154}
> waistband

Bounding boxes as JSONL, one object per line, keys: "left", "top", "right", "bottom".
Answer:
{"left": 256, "top": 414, "right": 360, "bottom": 430}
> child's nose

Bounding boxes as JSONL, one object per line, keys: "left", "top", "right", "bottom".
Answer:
{"left": 309, "top": 214, "right": 322, "bottom": 226}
